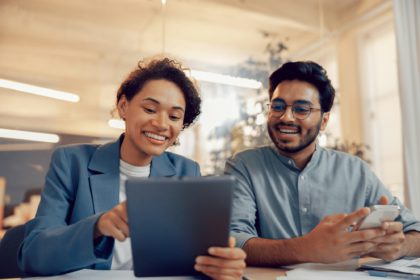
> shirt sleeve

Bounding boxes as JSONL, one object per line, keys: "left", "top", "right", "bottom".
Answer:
{"left": 364, "top": 161, "right": 420, "bottom": 233}
{"left": 224, "top": 155, "right": 258, "bottom": 248}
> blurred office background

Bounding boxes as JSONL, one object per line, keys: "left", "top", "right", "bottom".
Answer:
{"left": 1, "top": 0, "right": 419, "bottom": 229}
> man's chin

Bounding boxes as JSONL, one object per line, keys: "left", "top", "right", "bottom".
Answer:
{"left": 277, "top": 145, "right": 302, "bottom": 154}
{"left": 275, "top": 140, "right": 307, "bottom": 154}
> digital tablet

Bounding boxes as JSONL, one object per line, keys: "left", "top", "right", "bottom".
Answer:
{"left": 125, "top": 176, "right": 235, "bottom": 278}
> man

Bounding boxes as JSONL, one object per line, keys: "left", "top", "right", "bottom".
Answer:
{"left": 225, "top": 61, "right": 420, "bottom": 266}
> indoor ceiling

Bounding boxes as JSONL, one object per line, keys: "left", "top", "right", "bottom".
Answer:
{"left": 0, "top": 0, "right": 385, "bottom": 140}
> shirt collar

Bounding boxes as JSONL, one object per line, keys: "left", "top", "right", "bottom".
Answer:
{"left": 270, "top": 143, "right": 323, "bottom": 172}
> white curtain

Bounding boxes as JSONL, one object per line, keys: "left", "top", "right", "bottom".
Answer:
{"left": 393, "top": 0, "right": 420, "bottom": 219}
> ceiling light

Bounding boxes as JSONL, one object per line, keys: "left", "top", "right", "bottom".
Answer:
{"left": 108, "top": 119, "right": 125, "bottom": 130}
{"left": 187, "top": 70, "right": 262, "bottom": 89}
{"left": 0, "top": 128, "right": 60, "bottom": 143}
{"left": 0, "top": 79, "right": 80, "bottom": 103}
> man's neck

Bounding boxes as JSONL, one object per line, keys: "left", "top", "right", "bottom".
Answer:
{"left": 278, "top": 143, "right": 316, "bottom": 170}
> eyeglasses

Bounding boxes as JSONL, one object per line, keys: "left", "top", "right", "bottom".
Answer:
{"left": 268, "top": 100, "right": 322, "bottom": 120}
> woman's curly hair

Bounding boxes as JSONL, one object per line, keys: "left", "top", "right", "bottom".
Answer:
{"left": 116, "top": 58, "right": 201, "bottom": 128}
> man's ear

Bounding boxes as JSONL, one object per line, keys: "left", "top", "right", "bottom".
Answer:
{"left": 320, "top": 111, "right": 330, "bottom": 131}
{"left": 117, "top": 95, "right": 128, "bottom": 120}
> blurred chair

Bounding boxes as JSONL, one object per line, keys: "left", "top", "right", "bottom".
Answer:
{"left": 0, "top": 224, "right": 28, "bottom": 278}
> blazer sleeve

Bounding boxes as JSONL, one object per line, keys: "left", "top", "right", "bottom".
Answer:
{"left": 18, "top": 147, "right": 112, "bottom": 276}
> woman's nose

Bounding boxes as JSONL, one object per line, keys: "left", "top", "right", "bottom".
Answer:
{"left": 151, "top": 114, "right": 169, "bottom": 131}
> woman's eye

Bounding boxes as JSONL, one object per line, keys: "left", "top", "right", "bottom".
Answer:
{"left": 169, "top": 115, "right": 182, "bottom": 121}
{"left": 143, "top": 107, "right": 156, "bottom": 113}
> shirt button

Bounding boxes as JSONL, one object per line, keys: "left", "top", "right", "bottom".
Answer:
{"left": 288, "top": 160, "right": 292, "bottom": 165}
{"left": 301, "top": 175, "right": 305, "bottom": 180}
{"left": 302, "top": 207, "right": 308, "bottom": 213}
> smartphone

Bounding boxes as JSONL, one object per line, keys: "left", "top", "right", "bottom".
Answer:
{"left": 357, "top": 205, "right": 400, "bottom": 230}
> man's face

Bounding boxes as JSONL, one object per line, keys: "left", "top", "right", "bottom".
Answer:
{"left": 267, "top": 80, "right": 329, "bottom": 156}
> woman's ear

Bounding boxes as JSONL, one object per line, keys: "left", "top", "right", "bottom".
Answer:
{"left": 117, "top": 95, "right": 128, "bottom": 120}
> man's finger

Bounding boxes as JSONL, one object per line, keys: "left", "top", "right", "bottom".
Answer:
{"left": 196, "top": 255, "right": 246, "bottom": 269}
{"left": 337, "top": 208, "right": 370, "bottom": 229}
{"left": 348, "top": 227, "right": 386, "bottom": 243}
{"left": 347, "top": 241, "right": 377, "bottom": 256}
{"left": 370, "top": 232, "right": 405, "bottom": 245}
{"left": 383, "top": 221, "right": 403, "bottom": 234}
{"left": 207, "top": 247, "right": 247, "bottom": 260}
{"left": 229, "top": 236, "right": 236, "bottom": 248}
{"left": 378, "top": 195, "right": 389, "bottom": 205}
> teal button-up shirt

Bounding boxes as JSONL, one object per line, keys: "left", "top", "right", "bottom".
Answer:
{"left": 225, "top": 145, "right": 420, "bottom": 248}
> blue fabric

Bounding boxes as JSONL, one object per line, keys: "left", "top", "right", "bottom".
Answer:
{"left": 225, "top": 145, "right": 420, "bottom": 248}
{"left": 18, "top": 135, "right": 200, "bottom": 275}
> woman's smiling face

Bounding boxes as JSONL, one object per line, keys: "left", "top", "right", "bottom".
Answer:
{"left": 118, "top": 79, "right": 186, "bottom": 165}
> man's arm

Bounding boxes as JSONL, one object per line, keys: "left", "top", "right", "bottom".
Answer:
{"left": 243, "top": 209, "right": 387, "bottom": 266}
{"left": 243, "top": 236, "right": 306, "bottom": 266}
{"left": 366, "top": 223, "right": 420, "bottom": 260}
{"left": 404, "top": 231, "right": 420, "bottom": 256}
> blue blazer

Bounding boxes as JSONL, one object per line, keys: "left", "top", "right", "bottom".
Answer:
{"left": 18, "top": 135, "right": 200, "bottom": 276}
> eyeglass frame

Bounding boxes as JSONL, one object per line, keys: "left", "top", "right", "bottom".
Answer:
{"left": 267, "top": 99, "right": 322, "bottom": 120}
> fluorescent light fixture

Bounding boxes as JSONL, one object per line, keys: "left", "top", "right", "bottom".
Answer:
{"left": 0, "top": 79, "right": 80, "bottom": 103}
{"left": 187, "top": 70, "right": 262, "bottom": 89}
{"left": 0, "top": 128, "right": 60, "bottom": 143}
{"left": 108, "top": 119, "right": 125, "bottom": 130}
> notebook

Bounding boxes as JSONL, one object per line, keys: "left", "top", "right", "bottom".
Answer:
{"left": 125, "top": 176, "right": 235, "bottom": 278}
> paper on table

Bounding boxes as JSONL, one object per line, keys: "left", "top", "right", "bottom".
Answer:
{"left": 283, "top": 260, "right": 401, "bottom": 280}
{"left": 362, "top": 257, "right": 420, "bottom": 275}
{"left": 25, "top": 269, "right": 200, "bottom": 280}
{"left": 284, "top": 259, "right": 359, "bottom": 271}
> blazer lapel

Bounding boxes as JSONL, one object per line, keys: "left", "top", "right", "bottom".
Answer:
{"left": 88, "top": 136, "right": 122, "bottom": 213}
{"left": 87, "top": 136, "right": 178, "bottom": 213}
{"left": 150, "top": 152, "right": 177, "bottom": 177}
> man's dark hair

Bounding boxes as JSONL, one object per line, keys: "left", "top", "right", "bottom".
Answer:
{"left": 269, "top": 61, "right": 335, "bottom": 112}
{"left": 116, "top": 58, "right": 201, "bottom": 128}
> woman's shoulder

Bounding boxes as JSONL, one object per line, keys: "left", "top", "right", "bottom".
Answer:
{"left": 53, "top": 143, "right": 101, "bottom": 158}
{"left": 161, "top": 151, "right": 198, "bottom": 167}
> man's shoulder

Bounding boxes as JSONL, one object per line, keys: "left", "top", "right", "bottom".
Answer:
{"left": 319, "top": 146, "right": 368, "bottom": 167}
{"left": 231, "top": 146, "right": 274, "bottom": 161}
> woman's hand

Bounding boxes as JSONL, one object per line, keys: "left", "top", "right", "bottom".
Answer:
{"left": 95, "top": 201, "right": 129, "bottom": 241}
{"left": 195, "top": 237, "right": 247, "bottom": 280}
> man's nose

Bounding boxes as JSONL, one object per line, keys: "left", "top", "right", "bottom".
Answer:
{"left": 280, "top": 105, "right": 295, "bottom": 121}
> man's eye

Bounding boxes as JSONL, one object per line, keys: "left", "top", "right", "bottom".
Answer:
{"left": 294, "top": 106, "right": 310, "bottom": 113}
{"left": 272, "top": 104, "right": 286, "bottom": 111}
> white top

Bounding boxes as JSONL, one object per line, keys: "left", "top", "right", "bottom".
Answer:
{"left": 111, "top": 159, "right": 150, "bottom": 270}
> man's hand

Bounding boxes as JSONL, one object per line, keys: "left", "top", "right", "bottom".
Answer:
{"left": 95, "top": 201, "right": 129, "bottom": 241}
{"left": 365, "top": 195, "right": 407, "bottom": 261}
{"left": 301, "top": 207, "right": 387, "bottom": 263}
{"left": 195, "top": 237, "right": 247, "bottom": 280}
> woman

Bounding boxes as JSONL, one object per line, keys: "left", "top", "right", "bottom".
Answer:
{"left": 19, "top": 58, "right": 246, "bottom": 279}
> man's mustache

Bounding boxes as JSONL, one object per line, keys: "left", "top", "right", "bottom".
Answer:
{"left": 273, "top": 122, "right": 300, "bottom": 129}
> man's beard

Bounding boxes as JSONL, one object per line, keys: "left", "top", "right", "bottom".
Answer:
{"left": 268, "top": 119, "right": 322, "bottom": 154}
